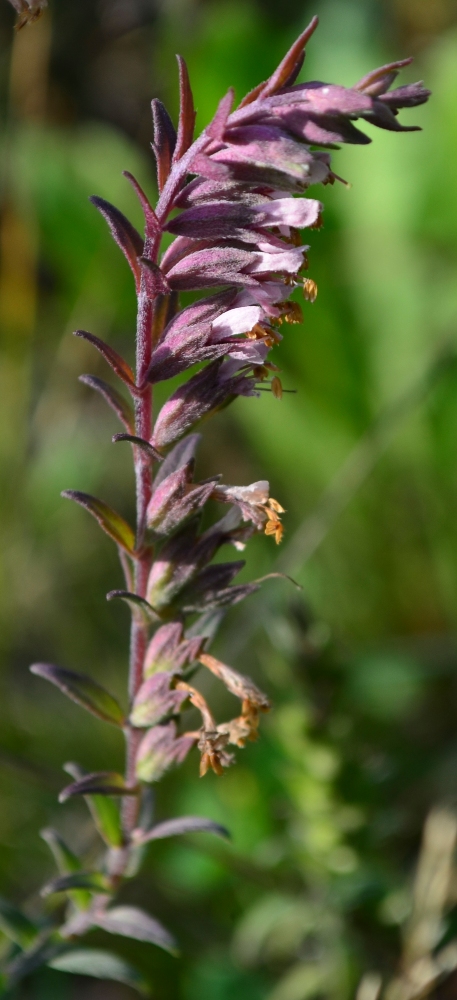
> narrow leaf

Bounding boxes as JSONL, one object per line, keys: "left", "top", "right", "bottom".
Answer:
{"left": 112, "top": 434, "right": 162, "bottom": 461}
{"left": 206, "top": 88, "right": 234, "bottom": 141}
{"left": 123, "top": 171, "right": 160, "bottom": 240}
{"left": 173, "top": 56, "right": 196, "bottom": 162}
{"left": 59, "top": 771, "right": 137, "bottom": 803}
{"left": 49, "top": 949, "right": 149, "bottom": 995}
{"left": 7, "top": 939, "right": 60, "bottom": 989}
{"left": 30, "top": 663, "right": 125, "bottom": 727}
{"left": 40, "top": 828, "right": 80, "bottom": 874}
{"left": 74, "top": 330, "right": 136, "bottom": 388}
{"left": 106, "top": 590, "right": 160, "bottom": 625}
{"left": 0, "top": 897, "right": 37, "bottom": 947}
{"left": 134, "top": 815, "right": 230, "bottom": 843}
{"left": 61, "top": 491, "right": 136, "bottom": 554}
{"left": 40, "top": 829, "right": 91, "bottom": 909}
{"left": 89, "top": 196, "right": 144, "bottom": 290}
{"left": 151, "top": 99, "right": 177, "bottom": 192}
{"left": 79, "top": 375, "right": 134, "bottom": 432}
{"left": 152, "top": 433, "right": 201, "bottom": 490}
{"left": 41, "top": 872, "right": 109, "bottom": 897}
{"left": 63, "top": 763, "right": 123, "bottom": 848}
{"left": 260, "top": 16, "right": 319, "bottom": 97}
{"left": 239, "top": 16, "right": 319, "bottom": 108}
{"left": 93, "top": 905, "right": 177, "bottom": 954}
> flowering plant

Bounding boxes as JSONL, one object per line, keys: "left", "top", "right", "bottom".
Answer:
{"left": 0, "top": 17, "right": 429, "bottom": 995}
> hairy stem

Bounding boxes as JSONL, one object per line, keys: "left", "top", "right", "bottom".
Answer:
{"left": 123, "top": 280, "right": 155, "bottom": 839}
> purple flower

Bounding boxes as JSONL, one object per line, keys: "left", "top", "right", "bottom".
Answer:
{"left": 84, "top": 17, "right": 430, "bottom": 784}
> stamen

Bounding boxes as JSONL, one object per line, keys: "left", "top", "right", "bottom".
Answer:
{"left": 271, "top": 376, "right": 283, "bottom": 400}
{"left": 303, "top": 278, "right": 318, "bottom": 303}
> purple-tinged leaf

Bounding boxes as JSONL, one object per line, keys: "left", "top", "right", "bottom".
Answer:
{"left": 49, "top": 950, "right": 149, "bottom": 995}
{"left": 144, "top": 627, "right": 204, "bottom": 677}
{"left": 147, "top": 465, "right": 216, "bottom": 536}
{"left": 106, "top": 590, "right": 159, "bottom": 625}
{"left": 138, "top": 257, "right": 170, "bottom": 299}
{"left": 189, "top": 153, "right": 230, "bottom": 180}
{"left": 130, "top": 673, "right": 189, "bottom": 727}
{"left": 30, "top": 663, "right": 125, "bottom": 727}
{"left": 206, "top": 88, "right": 235, "bottom": 140}
{"left": 112, "top": 434, "right": 162, "bottom": 461}
{"left": 146, "top": 326, "right": 228, "bottom": 384}
{"left": 258, "top": 16, "right": 319, "bottom": 99}
{"left": 79, "top": 375, "right": 134, "bottom": 432}
{"left": 239, "top": 15, "right": 319, "bottom": 107}
{"left": 173, "top": 56, "right": 196, "bottom": 163}
{"left": 152, "top": 434, "right": 201, "bottom": 490}
{"left": 361, "top": 96, "right": 419, "bottom": 131}
{"left": 136, "top": 722, "right": 195, "bottom": 783}
{"left": 93, "top": 906, "right": 177, "bottom": 955}
{"left": 63, "top": 763, "right": 123, "bottom": 847}
{"left": 59, "top": 771, "right": 137, "bottom": 803}
{"left": 165, "top": 196, "right": 321, "bottom": 242}
{"left": 74, "top": 330, "right": 136, "bottom": 388}
{"left": 143, "top": 623, "right": 183, "bottom": 673}
{"left": 151, "top": 99, "right": 176, "bottom": 193}
{"left": 41, "top": 872, "right": 109, "bottom": 897}
{"left": 143, "top": 623, "right": 203, "bottom": 676}
{"left": 61, "top": 491, "right": 136, "bottom": 554}
{"left": 280, "top": 110, "right": 372, "bottom": 146}
{"left": 133, "top": 815, "right": 230, "bottom": 843}
{"left": 379, "top": 82, "right": 431, "bottom": 108}
{"left": 145, "top": 512, "right": 247, "bottom": 610}
{"left": 89, "top": 196, "right": 143, "bottom": 290}
{"left": 181, "top": 560, "right": 245, "bottom": 604}
{"left": 151, "top": 359, "right": 256, "bottom": 449}
{"left": 210, "top": 125, "right": 329, "bottom": 189}
{"left": 354, "top": 58, "right": 412, "bottom": 95}
{"left": 123, "top": 171, "right": 160, "bottom": 240}
{"left": 182, "top": 581, "right": 259, "bottom": 613}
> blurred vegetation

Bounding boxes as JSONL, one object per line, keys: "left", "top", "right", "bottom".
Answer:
{"left": 1, "top": 0, "right": 457, "bottom": 997}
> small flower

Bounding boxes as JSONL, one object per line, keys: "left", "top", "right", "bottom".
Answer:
{"left": 212, "top": 480, "right": 285, "bottom": 541}
{"left": 197, "top": 730, "right": 234, "bottom": 777}
{"left": 199, "top": 653, "right": 271, "bottom": 743}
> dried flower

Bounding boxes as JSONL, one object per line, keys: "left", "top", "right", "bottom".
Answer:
{"left": 6, "top": 0, "right": 46, "bottom": 29}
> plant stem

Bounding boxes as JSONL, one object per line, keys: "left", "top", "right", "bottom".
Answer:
{"left": 123, "top": 278, "right": 155, "bottom": 839}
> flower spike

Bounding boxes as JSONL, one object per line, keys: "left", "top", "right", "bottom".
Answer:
{"left": 17, "top": 23, "right": 430, "bottom": 995}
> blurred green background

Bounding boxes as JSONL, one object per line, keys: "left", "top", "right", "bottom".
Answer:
{"left": 1, "top": 0, "right": 457, "bottom": 997}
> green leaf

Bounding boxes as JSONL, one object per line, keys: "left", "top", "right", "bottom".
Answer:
{"left": 74, "top": 329, "right": 136, "bottom": 388}
{"left": 48, "top": 949, "right": 149, "bottom": 995}
{"left": 30, "top": 664, "right": 125, "bottom": 727}
{"left": 79, "top": 375, "right": 134, "bottom": 432}
{"left": 41, "top": 872, "right": 109, "bottom": 897}
{"left": 0, "top": 897, "right": 37, "bottom": 948}
{"left": 40, "top": 829, "right": 92, "bottom": 910}
{"left": 59, "top": 770, "right": 137, "bottom": 803}
{"left": 106, "top": 590, "right": 160, "bottom": 624}
{"left": 93, "top": 905, "right": 177, "bottom": 954}
{"left": 40, "top": 828, "right": 80, "bottom": 874}
{"left": 63, "top": 764, "right": 124, "bottom": 848}
{"left": 61, "top": 491, "right": 136, "bottom": 553}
